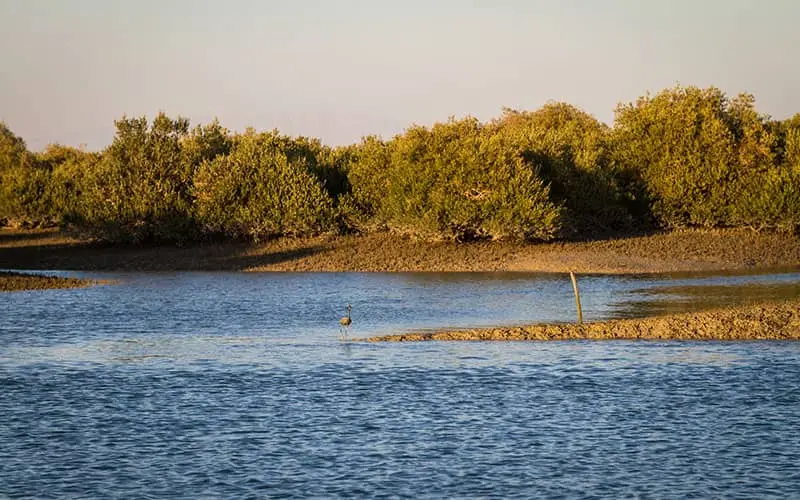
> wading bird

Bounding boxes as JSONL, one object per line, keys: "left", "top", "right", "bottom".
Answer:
{"left": 339, "top": 304, "right": 352, "bottom": 339}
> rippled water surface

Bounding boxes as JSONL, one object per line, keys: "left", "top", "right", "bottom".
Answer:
{"left": 2, "top": 271, "right": 800, "bottom": 498}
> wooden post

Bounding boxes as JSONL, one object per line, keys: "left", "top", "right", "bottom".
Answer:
{"left": 570, "top": 271, "right": 583, "bottom": 325}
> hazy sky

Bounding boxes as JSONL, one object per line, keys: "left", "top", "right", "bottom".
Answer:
{"left": 1, "top": 0, "right": 799, "bottom": 151}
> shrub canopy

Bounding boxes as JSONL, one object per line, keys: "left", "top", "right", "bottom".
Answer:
{"left": 1, "top": 85, "right": 798, "bottom": 240}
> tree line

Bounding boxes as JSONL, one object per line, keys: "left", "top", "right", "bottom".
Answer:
{"left": 1, "top": 85, "right": 798, "bottom": 244}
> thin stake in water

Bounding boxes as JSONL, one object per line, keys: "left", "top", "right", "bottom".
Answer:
{"left": 570, "top": 272, "right": 583, "bottom": 325}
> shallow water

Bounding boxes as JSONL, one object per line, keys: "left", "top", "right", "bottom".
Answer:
{"left": 2, "top": 270, "right": 800, "bottom": 498}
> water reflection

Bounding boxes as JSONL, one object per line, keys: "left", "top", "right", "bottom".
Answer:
{"left": 613, "top": 281, "right": 800, "bottom": 318}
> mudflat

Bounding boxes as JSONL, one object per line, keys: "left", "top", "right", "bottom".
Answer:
{"left": 0, "top": 271, "right": 95, "bottom": 292}
{"left": 2, "top": 227, "right": 799, "bottom": 274}
{"left": 4, "top": 228, "right": 799, "bottom": 341}
{"left": 363, "top": 300, "right": 800, "bottom": 342}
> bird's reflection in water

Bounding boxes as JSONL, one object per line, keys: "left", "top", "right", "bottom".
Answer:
{"left": 338, "top": 340, "right": 354, "bottom": 356}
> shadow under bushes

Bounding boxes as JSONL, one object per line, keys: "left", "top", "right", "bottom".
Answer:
{"left": 0, "top": 234, "right": 328, "bottom": 272}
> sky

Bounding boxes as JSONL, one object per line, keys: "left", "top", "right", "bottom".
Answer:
{"left": 1, "top": 0, "right": 799, "bottom": 151}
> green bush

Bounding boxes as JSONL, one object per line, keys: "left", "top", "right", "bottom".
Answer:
{"left": 0, "top": 123, "right": 47, "bottom": 226}
{"left": 193, "top": 131, "right": 334, "bottom": 241}
{"left": 0, "top": 165, "right": 52, "bottom": 226}
{"left": 72, "top": 114, "right": 232, "bottom": 242}
{"left": 36, "top": 145, "right": 100, "bottom": 226}
{"left": 347, "top": 118, "right": 562, "bottom": 241}
{"left": 492, "top": 103, "right": 634, "bottom": 235}
{"left": 1, "top": 86, "right": 799, "bottom": 241}
{"left": 0, "top": 122, "right": 32, "bottom": 173}
{"left": 73, "top": 114, "right": 195, "bottom": 242}
{"left": 732, "top": 114, "right": 800, "bottom": 232}
{"left": 612, "top": 86, "right": 774, "bottom": 228}
{"left": 337, "top": 137, "right": 392, "bottom": 232}
{"left": 733, "top": 166, "right": 800, "bottom": 232}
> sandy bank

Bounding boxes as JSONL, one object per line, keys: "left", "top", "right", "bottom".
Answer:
{"left": 363, "top": 300, "right": 800, "bottom": 342}
{"left": 2, "top": 228, "right": 799, "bottom": 274}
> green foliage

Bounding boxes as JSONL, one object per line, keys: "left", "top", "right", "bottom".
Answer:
{"left": 733, "top": 114, "right": 800, "bottom": 232}
{"left": 613, "top": 86, "right": 730, "bottom": 227}
{"left": 225, "top": 129, "right": 347, "bottom": 201}
{"left": 0, "top": 123, "right": 44, "bottom": 226}
{"left": 73, "top": 114, "right": 195, "bottom": 242}
{"left": 2, "top": 85, "right": 799, "bottom": 242}
{"left": 734, "top": 166, "right": 800, "bottom": 232}
{"left": 492, "top": 103, "right": 634, "bottom": 235}
{"left": 777, "top": 114, "right": 800, "bottom": 167}
{"left": 348, "top": 118, "right": 562, "bottom": 241}
{"left": 338, "top": 137, "right": 392, "bottom": 231}
{"left": 71, "top": 114, "right": 233, "bottom": 242}
{"left": 612, "top": 86, "right": 784, "bottom": 229}
{"left": 193, "top": 131, "right": 334, "bottom": 241}
{"left": 611, "top": 85, "right": 799, "bottom": 232}
{"left": 0, "top": 165, "right": 52, "bottom": 226}
{"left": 37, "top": 145, "right": 100, "bottom": 226}
{"left": 180, "top": 119, "right": 234, "bottom": 180}
{"left": 0, "top": 122, "right": 33, "bottom": 172}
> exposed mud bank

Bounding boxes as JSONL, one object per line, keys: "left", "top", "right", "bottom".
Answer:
{"left": 2, "top": 228, "right": 799, "bottom": 274}
{"left": 0, "top": 271, "right": 96, "bottom": 292}
{"left": 364, "top": 300, "right": 800, "bottom": 342}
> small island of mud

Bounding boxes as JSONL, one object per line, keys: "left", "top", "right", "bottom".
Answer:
{"left": 0, "top": 271, "right": 96, "bottom": 292}
{"left": 364, "top": 300, "right": 800, "bottom": 342}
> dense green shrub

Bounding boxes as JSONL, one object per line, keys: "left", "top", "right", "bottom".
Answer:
{"left": 731, "top": 114, "right": 800, "bottom": 232}
{"left": 226, "top": 129, "right": 348, "bottom": 201}
{"left": 37, "top": 144, "right": 100, "bottom": 226}
{"left": 783, "top": 115, "right": 800, "bottom": 165}
{"left": 181, "top": 119, "right": 234, "bottom": 180}
{"left": 611, "top": 86, "right": 786, "bottom": 229}
{"left": 0, "top": 122, "right": 33, "bottom": 173}
{"left": 0, "top": 123, "right": 45, "bottom": 226}
{"left": 1, "top": 85, "right": 799, "bottom": 241}
{"left": 193, "top": 131, "right": 334, "bottom": 240}
{"left": 336, "top": 137, "right": 392, "bottom": 232}
{"left": 347, "top": 118, "right": 562, "bottom": 241}
{"left": 0, "top": 164, "right": 52, "bottom": 226}
{"left": 492, "top": 103, "right": 634, "bottom": 235}
{"left": 612, "top": 86, "right": 733, "bottom": 227}
{"left": 71, "top": 114, "right": 232, "bottom": 242}
{"left": 73, "top": 114, "right": 195, "bottom": 242}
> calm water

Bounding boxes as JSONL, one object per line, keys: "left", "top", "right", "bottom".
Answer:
{"left": 2, "top": 271, "right": 800, "bottom": 498}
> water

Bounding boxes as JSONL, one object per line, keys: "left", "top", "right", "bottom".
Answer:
{"left": 2, "top": 271, "right": 800, "bottom": 498}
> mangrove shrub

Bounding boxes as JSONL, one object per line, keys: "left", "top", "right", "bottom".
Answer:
{"left": 347, "top": 117, "right": 562, "bottom": 241}
{"left": 492, "top": 103, "right": 634, "bottom": 235}
{"left": 193, "top": 130, "right": 334, "bottom": 240}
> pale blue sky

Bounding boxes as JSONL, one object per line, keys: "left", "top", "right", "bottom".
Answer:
{"left": 1, "top": 0, "right": 798, "bottom": 150}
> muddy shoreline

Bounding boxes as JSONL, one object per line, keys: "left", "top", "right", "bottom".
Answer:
{"left": 362, "top": 300, "right": 800, "bottom": 342}
{"left": 4, "top": 226, "right": 799, "bottom": 341}
{"left": 2, "top": 228, "right": 799, "bottom": 274}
